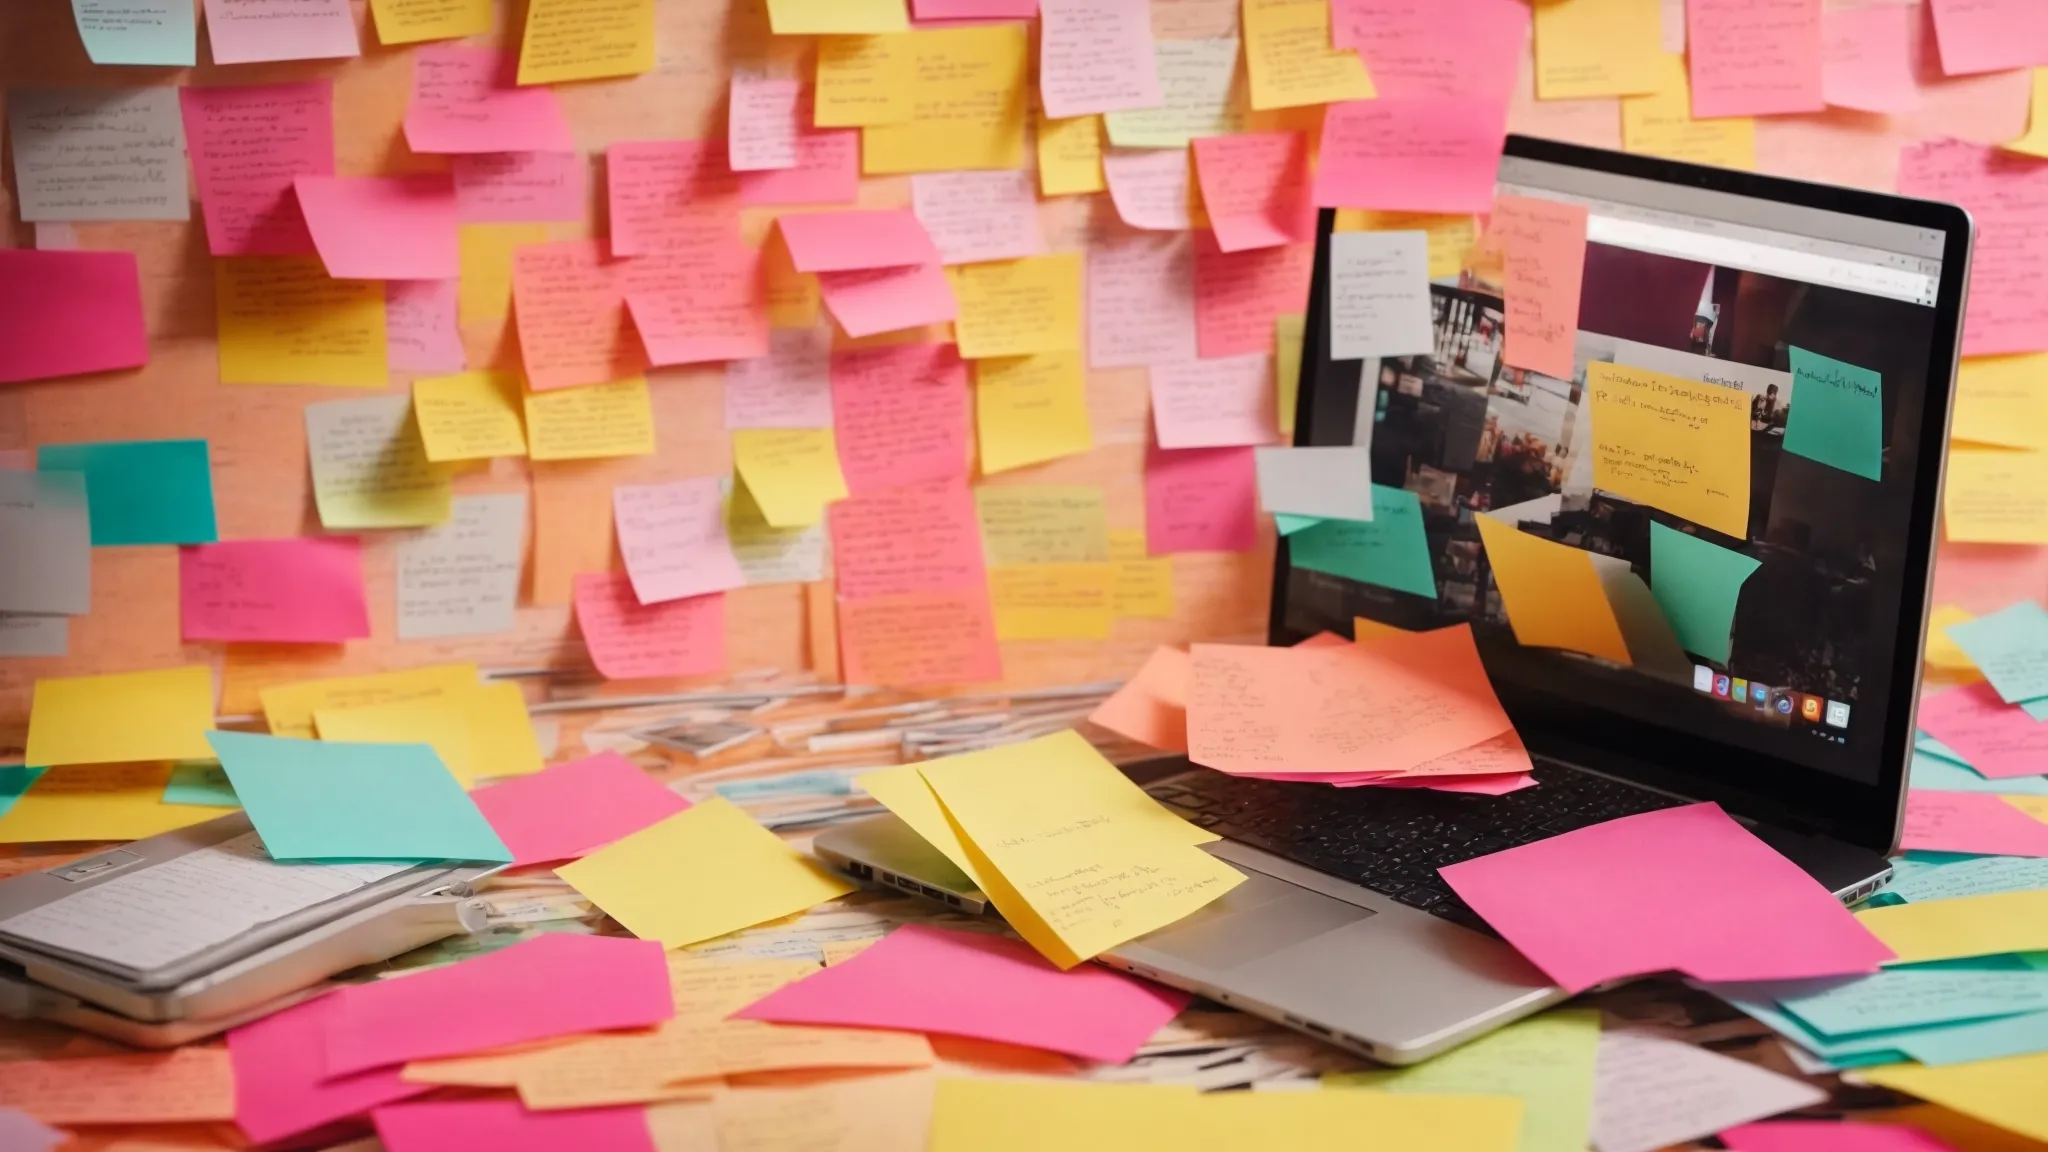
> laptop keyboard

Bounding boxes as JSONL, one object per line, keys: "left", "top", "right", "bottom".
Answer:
{"left": 1145, "top": 760, "right": 1681, "bottom": 933}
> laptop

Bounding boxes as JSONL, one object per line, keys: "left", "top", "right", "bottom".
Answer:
{"left": 817, "top": 135, "right": 1972, "bottom": 1064}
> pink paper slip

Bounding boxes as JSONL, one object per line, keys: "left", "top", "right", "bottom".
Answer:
{"left": 1192, "top": 132, "right": 1315, "bottom": 253}
{"left": 829, "top": 482, "right": 988, "bottom": 599}
{"left": 1038, "top": 0, "right": 1161, "bottom": 120}
{"left": 228, "top": 994, "right": 431, "bottom": 1146}
{"left": 831, "top": 343, "right": 972, "bottom": 495}
{"left": 1313, "top": 97, "right": 1508, "bottom": 214}
{"left": 735, "top": 923, "right": 1189, "bottom": 1062}
{"left": 606, "top": 139, "right": 742, "bottom": 257}
{"left": 1334, "top": 0, "right": 1526, "bottom": 101}
{"left": 1145, "top": 444, "right": 1259, "bottom": 555}
{"left": 453, "top": 152, "right": 586, "bottom": 223}
{"left": 203, "top": 0, "right": 357, "bottom": 64}
{"left": 1089, "top": 231, "right": 1199, "bottom": 369}
{"left": 375, "top": 1099, "right": 656, "bottom": 1152}
{"left": 1915, "top": 682, "right": 2048, "bottom": 779}
{"left": 296, "top": 175, "right": 459, "bottom": 281}
{"left": 728, "top": 75, "right": 804, "bottom": 171}
{"left": 1719, "top": 1120, "right": 1964, "bottom": 1152}
{"left": 1150, "top": 354, "right": 1283, "bottom": 449}
{"left": 839, "top": 587, "right": 1004, "bottom": 687}
{"left": 818, "top": 263, "right": 959, "bottom": 337}
{"left": 1687, "top": 0, "right": 1824, "bottom": 119}
{"left": 1193, "top": 234, "right": 1313, "bottom": 359}
{"left": 622, "top": 240, "right": 770, "bottom": 365}
{"left": 1822, "top": 6, "right": 1917, "bottom": 115}
{"left": 725, "top": 328, "right": 833, "bottom": 428}
{"left": 778, "top": 209, "right": 941, "bottom": 272}
{"left": 1898, "top": 141, "right": 2048, "bottom": 357}
{"left": 1927, "top": 0, "right": 2048, "bottom": 77}
{"left": 1903, "top": 791, "right": 2048, "bottom": 857}
{"left": 512, "top": 238, "right": 649, "bottom": 391}
{"left": 1493, "top": 195, "right": 1587, "bottom": 382}
{"left": 1104, "top": 146, "right": 1196, "bottom": 231}
{"left": 179, "top": 82, "right": 334, "bottom": 257}
{"left": 738, "top": 127, "right": 860, "bottom": 206}
{"left": 911, "top": 170, "right": 1047, "bottom": 265}
{"left": 612, "top": 477, "right": 748, "bottom": 604}
{"left": 0, "top": 250, "right": 149, "bottom": 386}
{"left": 179, "top": 537, "right": 371, "bottom": 644}
{"left": 1087, "top": 646, "right": 1191, "bottom": 752}
{"left": 322, "top": 933, "right": 672, "bottom": 1076}
{"left": 386, "top": 279, "right": 466, "bottom": 373}
{"left": 572, "top": 572, "right": 726, "bottom": 680}
{"left": 470, "top": 753, "right": 693, "bottom": 867}
{"left": 1438, "top": 802, "right": 1894, "bottom": 993}
{"left": 404, "top": 46, "right": 575, "bottom": 154}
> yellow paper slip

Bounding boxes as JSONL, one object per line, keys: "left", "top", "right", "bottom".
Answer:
{"left": 1862, "top": 1053, "right": 2048, "bottom": 1145}
{"left": 368, "top": 0, "right": 490, "bottom": 43}
{"left": 1109, "top": 529, "right": 1174, "bottom": 619}
{"left": 949, "top": 254, "right": 1084, "bottom": 360}
{"left": 215, "top": 256, "right": 388, "bottom": 387}
{"left": 0, "top": 763, "right": 236, "bottom": 844}
{"left": 974, "top": 351, "right": 1094, "bottom": 474}
{"left": 518, "top": 0, "right": 655, "bottom": 84}
{"left": 731, "top": 428, "right": 849, "bottom": 528}
{"left": 27, "top": 665, "right": 217, "bottom": 767}
{"left": 1037, "top": 112, "right": 1105, "bottom": 196}
{"left": 862, "top": 24, "right": 1029, "bottom": 174}
{"left": 414, "top": 371, "right": 530, "bottom": 462}
{"left": 1944, "top": 447, "right": 2048, "bottom": 544}
{"left": 1532, "top": 0, "right": 1663, "bottom": 99}
{"left": 313, "top": 698, "right": 477, "bottom": 786}
{"left": 1242, "top": 0, "right": 1374, "bottom": 111}
{"left": 917, "top": 729, "right": 1243, "bottom": 968}
{"left": 1621, "top": 55, "right": 1756, "bottom": 171}
{"left": 259, "top": 663, "right": 480, "bottom": 740}
{"left": 1855, "top": 888, "right": 2048, "bottom": 964}
{"left": 525, "top": 378, "right": 657, "bottom": 461}
{"left": 815, "top": 34, "right": 915, "bottom": 127}
{"left": 1587, "top": 361, "right": 1752, "bottom": 538}
{"left": 1953, "top": 354, "right": 2048, "bottom": 451}
{"left": 1473, "top": 516, "right": 1633, "bottom": 665}
{"left": 1331, "top": 214, "right": 1477, "bottom": 280}
{"left": 557, "top": 797, "right": 856, "bottom": 949}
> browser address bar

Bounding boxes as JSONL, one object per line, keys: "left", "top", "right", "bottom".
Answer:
{"left": 1585, "top": 215, "right": 1937, "bottom": 306}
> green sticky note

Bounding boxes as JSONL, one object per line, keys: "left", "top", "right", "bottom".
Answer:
{"left": 1648, "top": 521, "right": 1760, "bottom": 665}
{"left": 1947, "top": 601, "right": 2048, "bottom": 704}
{"left": 1275, "top": 513, "right": 1320, "bottom": 536}
{"left": 37, "top": 439, "right": 218, "bottom": 546}
{"left": 206, "top": 731, "right": 510, "bottom": 863}
{"left": 1784, "top": 345, "right": 1883, "bottom": 481}
{"left": 71, "top": 0, "right": 197, "bottom": 66}
{"left": 1288, "top": 486, "right": 1436, "bottom": 599}
{"left": 1778, "top": 966, "right": 2048, "bottom": 1037}
{"left": 162, "top": 762, "right": 238, "bottom": 808}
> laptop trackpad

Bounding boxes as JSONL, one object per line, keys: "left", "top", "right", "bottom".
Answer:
{"left": 1131, "top": 873, "right": 1373, "bottom": 971}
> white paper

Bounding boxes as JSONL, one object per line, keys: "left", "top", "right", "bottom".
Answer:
{"left": 0, "top": 615, "right": 68, "bottom": 658}
{"left": 1329, "top": 230, "right": 1434, "bottom": 361}
{"left": 1590, "top": 1029, "right": 1827, "bottom": 1152}
{"left": 1254, "top": 446, "right": 1376, "bottom": 520}
{"left": 0, "top": 471, "right": 91, "bottom": 616}
{"left": 6, "top": 87, "right": 189, "bottom": 223}
{"left": 396, "top": 492, "right": 526, "bottom": 640}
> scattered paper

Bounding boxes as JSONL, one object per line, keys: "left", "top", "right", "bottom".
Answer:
{"left": 1904, "top": 791, "right": 2048, "bottom": 857}
{"left": 1589, "top": 1029, "right": 1826, "bottom": 1152}
{"left": 1915, "top": 682, "right": 2048, "bottom": 779}
{"left": 471, "top": 753, "right": 692, "bottom": 867}
{"left": 1944, "top": 600, "right": 2048, "bottom": 703}
{"left": 0, "top": 763, "right": 229, "bottom": 842}
{"left": 258, "top": 662, "right": 480, "bottom": 740}
{"left": 377, "top": 1097, "right": 662, "bottom": 1152}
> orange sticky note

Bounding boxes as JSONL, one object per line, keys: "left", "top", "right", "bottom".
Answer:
{"left": 511, "top": 238, "right": 649, "bottom": 392}
{"left": 0, "top": 1047, "right": 236, "bottom": 1125}
{"left": 1473, "top": 515, "right": 1632, "bottom": 665}
{"left": 1087, "top": 646, "right": 1190, "bottom": 752}
{"left": 839, "top": 589, "right": 1002, "bottom": 687}
{"left": 1492, "top": 195, "right": 1587, "bottom": 381}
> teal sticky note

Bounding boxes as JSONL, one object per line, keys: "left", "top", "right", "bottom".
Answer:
{"left": 1894, "top": 1008, "right": 2048, "bottom": 1066}
{"left": 1287, "top": 486, "right": 1436, "bottom": 599}
{"left": 1648, "top": 522, "right": 1761, "bottom": 665}
{"left": 1784, "top": 345, "right": 1883, "bottom": 481}
{"left": 162, "top": 761, "right": 238, "bottom": 808}
{"left": 1777, "top": 967, "right": 2048, "bottom": 1037}
{"left": 1916, "top": 731, "right": 1972, "bottom": 766}
{"left": 1700, "top": 985, "right": 1909, "bottom": 1064}
{"left": 1275, "top": 513, "right": 1321, "bottom": 536}
{"left": 1886, "top": 852, "right": 2048, "bottom": 903}
{"left": 206, "top": 731, "right": 510, "bottom": 863}
{"left": 1946, "top": 601, "right": 2048, "bottom": 705}
{"left": 70, "top": 0, "right": 197, "bottom": 65}
{"left": 37, "top": 439, "right": 218, "bottom": 546}
{"left": 0, "top": 767, "right": 47, "bottom": 822}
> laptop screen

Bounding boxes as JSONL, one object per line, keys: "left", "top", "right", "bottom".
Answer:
{"left": 1279, "top": 145, "right": 1958, "bottom": 799}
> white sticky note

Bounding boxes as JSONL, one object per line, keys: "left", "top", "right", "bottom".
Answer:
{"left": 1590, "top": 1029, "right": 1826, "bottom": 1152}
{"left": 613, "top": 476, "right": 747, "bottom": 604}
{"left": 0, "top": 471, "right": 91, "bottom": 616}
{"left": 396, "top": 492, "right": 526, "bottom": 641}
{"left": 0, "top": 615, "right": 69, "bottom": 658}
{"left": 7, "top": 87, "right": 190, "bottom": 223}
{"left": 1329, "top": 230, "right": 1433, "bottom": 361}
{"left": 1253, "top": 446, "right": 1376, "bottom": 520}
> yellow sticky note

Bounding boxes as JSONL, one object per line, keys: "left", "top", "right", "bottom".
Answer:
{"left": 928, "top": 1080, "right": 1205, "bottom": 1152}
{"left": 974, "top": 351, "right": 1094, "bottom": 474}
{"left": 468, "top": 681, "right": 549, "bottom": 780}
{"left": 26, "top": 666, "right": 216, "bottom": 768}
{"left": 215, "top": 256, "right": 387, "bottom": 388}
{"left": 1332, "top": 212, "right": 1478, "bottom": 279}
{"left": 525, "top": 378, "right": 657, "bottom": 461}
{"left": 1856, "top": 889, "right": 2048, "bottom": 964}
{"left": 1944, "top": 447, "right": 2048, "bottom": 544}
{"left": 815, "top": 34, "right": 915, "bottom": 127}
{"left": 989, "top": 564, "right": 1115, "bottom": 640}
{"left": 949, "top": 254, "right": 1083, "bottom": 360}
{"left": 1242, "top": 0, "right": 1374, "bottom": 112}
{"left": 0, "top": 763, "right": 234, "bottom": 844}
{"left": 1274, "top": 312, "right": 1304, "bottom": 434}
{"left": 1109, "top": 529, "right": 1174, "bottom": 618}
{"left": 1474, "top": 516, "right": 1633, "bottom": 665}
{"left": 1926, "top": 604, "right": 1980, "bottom": 673}
{"left": 558, "top": 796, "right": 856, "bottom": 948}
{"left": 1863, "top": 1054, "right": 2048, "bottom": 1146}
{"left": 768, "top": 0, "right": 906, "bottom": 35}
{"left": 460, "top": 223, "right": 550, "bottom": 326}
{"left": 413, "top": 371, "right": 529, "bottom": 462}
{"left": 1533, "top": 0, "right": 1663, "bottom": 99}
{"left": 918, "top": 729, "right": 1244, "bottom": 968}
{"left": 1587, "top": 361, "right": 1751, "bottom": 538}
{"left": 1354, "top": 616, "right": 1408, "bottom": 643}
{"left": 762, "top": 230, "right": 821, "bottom": 330}
{"left": 314, "top": 698, "right": 477, "bottom": 786}
{"left": 2006, "top": 68, "right": 2048, "bottom": 160}
{"left": 259, "top": 663, "right": 481, "bottom": 740}
{"left": 863, "top": 25, "right": 1029, "bottom": 175}
{"left": 710, "top": 1071, "right": 935, "bottom": 1152}
{"left": 1954, "top": 354, "right": 2048, "bottom": 450}
{"left": 732, "top": 428, "right": 848, "bottom": 528}
{"left": 368, "top": 0, "right": 490, "bottom": 44}
{"left": 1622, "top": 56, "right": 1756, "bottom": 170}
{"left": 975, "top": 485, "right": 1111, "bottom": 565}
{"left": 307, "top": 396, "right": 452, "bottom": 531}
{"left": 518, "top": 0, "right": 655, "bottom": 84}
{"left": 1038, "top": 112, "right": 1106, "bottom": 196}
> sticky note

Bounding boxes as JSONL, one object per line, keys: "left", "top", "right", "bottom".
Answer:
{"left": 975, "top": 486, "right": 1110, "bottom": 566}
{"left": 232, "top": 995, "right": 432, "bottom": 1144}
{"left": 369, "top": 0, "right": 490, "bottom": 44}
{"left": 1102, "top": 145, "right": 1199, "bottom": 231}
{"left": 0, "top": 249, "right": 146, "bottom": 385}
{"left": 766, "top": 0, "right": 907, "bottom": 33}
{"left": 1944, "top": 446, "right": 2048, "bottom": 544}
{"left": 0, "top": 472, "right": 89, "bottom": 616}
{"left": 1324, "top": 230, "right": 1434, "bottom": 362}
{"left": 1532, "top": 0, "right": 1663, "bottom": 98}
{"left": 831, "top": 344, "right": 971, "bottom": 495}
{"left": 1090, "top": 231, "right": 1199, "bottom": 368}
{"left": 559, "top": 796, "right": 855, "bottom": 947}
{"left": 180, "top": 538, "right": 371, "bottom": 644}
{"left": 1147, "top": 444, "right": 1259, "bottom": 554}
{"left": 571, "top": 571, "right": 725, "bottom": 680}
{"left": 384, "top": 279, "right": 464, "bottom": 374}
{"left": 313, "top": 696, "right": 475, "bottom": 786}
{"left": 614, "top": 478, "right": 746, "bottom": 605}
{"left": 1897, "top": 140, "right": 2048, "bottom": 357}
{"left": 525, "top": 378, "right": 657, "bottom": 461}
{"left": 910, "top": 171, "right": 1046, "bottom": 266}
{"left": 1915, "top": 682, "right": 2048, "bottom": 779}
{"left": 215, "top": 255, "right": 388, "bottom": 387}
{"left": 1782, "top": 345, "right": 1883, "bottom": 481}
{"left": 471, "top": 754, "right": 691, "bottom": 867}
{"left": 732, "top": 428, "right": 848, "bottom": 527}
{"left": 1314, "top": 98, "right": 1507, "bottom": 214}
{"left": 1858, "top": 887, "right": 2048, "bottom": 964}
{"left": 7, "top": 87, "right": 189, "bottom": 223}
{"left": 512, "top": 239, "right": 648, "bottom": 391}
{"left": 1109, "top": 529, "right": 1175, "bottom": 618}
{"left": 202, "top": 0, "right": 355, "bottom": 63}
{"left": 1905, "top": 791, "right": 2048, "bottom": 857}
{"left": 1243, "top": 0, "right": 1372, "bottom": 110}
{"left": 305, "top": 395, "right": 452, "bottom": 529}
{"left": 1588, "top": 362, "right": 1751, "bottom": 537}
{"left": 70, "top": 0, "right": 196, "bottom": 65}
{"left": 376, "top": 1098, "right": 661, "bottom": 1152}
{"left": 1254, "top": 446, "right": 1370, "bottom": 521}
{"left": 454, "top": 155, "right": 584, "bottom": 223}
{"left": 817, "top": 262, "right": 959, "bottom": 337}
{"left": 1474, "top": 516, "right": 1632, "bottom": 664}
{"left": 974, "top": 351, "right": 1094, "bottom": 474}
{"left": 1103, "top": 37, "right": 1243, "bottom": 149}
{"left": 1945, "top": 601, "right": 2048, "bottom": 703}
{"left": 737, "top": 126, "right": 861, "bottom": 207}
{"left": 862, "top": 24, "right": 1029, "bottom": 175}
{"left": 838, "top": 588, "right": 1004, "bottom": 686}
{"left": 397, "top": 495, "right": 525, "bottom": 643}
{"left": 404, "top": 46, "right": 573, "bottom": 153}
{"left": 1685, "top": 0, "right": 1823, "bottom": 118}
{"left": 0, "top": 1047, "right": 235, "bottom": 1125}
{"left": 1954, "top": 355, "right": 2048, "bottom": 450}
{"left": 1150, "top": 355, "right": 1281, "bottom": 449}
{"left": 208, "top": 730, "right": 509, "bottom": 862}
{"left": 1591, "top": 1029, "right": 1827, "bottom": 1152}
{"left": 1822, "top": 5, "right": 1918, "bottom": 115}
{"left": 518, "top": 0, "right": 655, "bottom": 84}
{"left": 1288, "top": 489, "right": 1437, "bottom": 599}
{"left": 0, "top": 762, "right": 230, "bottom": 842}
{"left": 1039, "top": 0, "right": 1161, "bottom": 119}
{"left": 1194, "top": 234, "right": 1314, "bottom": 360}
{"left": 36, "top": 439, "right": 218, "bottom": 546}
{"left": 1927, "top": 0, "right": 2045, "bottom": 77}
{"left": 1647, "top": 522, "right": 1762, "bottom": 666}
{"left": 179, "top": 81, "right": 333, "bottom": 257}
{"left": 778, "top": 209, "right": 939, "bottom": 274}
{"left": 815, "top": 33, "right": 914, "bottom": 127}
{"left": 413, "top": 372, "right": 528, "bottom": 461}
{"left": 830, "top": 483, "right": 989, "bottom": 599}
{"left": 25, "top": 665, "right": 213, "bottom": 769}
{"left": 1089, "top": 645, "right": 1190, "bottom": 751}
{"left": 1333, "top": 0, "right": 1527, "bottom": 101}
{"left": 296, "top": 175, "right": 460, "bottom": 283}
{"left": 623, "top": 241, "right": 770, "bottom": 367}
{"left": 1038, "top": 112, "right": 1106, "bottom": 196}
{"left": 1622, "top": 54, "right": 1758, "bottom": 170}
{"left": 1441, "top": 802, "right": 1892, "bottom": 993}
{"left": 1191, "top": 132, "right": 1314, "bottom": 253}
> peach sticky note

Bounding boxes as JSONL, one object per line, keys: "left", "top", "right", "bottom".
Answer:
{"left": 1192, "top": 132, "right": 1315, "bottom": 253}
{"left": 180, "top": 537, "right": 371, "bottom": 644}
{"left": 525, "top": 378, "right": 658, "bottom": 461}
{"left": 839, "top": 588, "right": 1004, "bottom": 686}
{"left": 1473, "top": 515, "right": 1632, "bottom": 665}
{"left": 297, "top": 175, "right": 459, "bottom": 281}
{"left": 572, "top": 572, "right": 725, "bottom": 680}
{"left": 404, "top": 45, "right": 574, "bottom": 154}
{"left": 1492, "top": 195, "right": 1587, "bottom": 381}
{"left": 0, "top": 1047, "right": 235, "bottom": 1125}
{"left": 832, "top": 344, "right": 971, "bottom": 495}
{"left": 470, "top": 752, "right": 693, "bottom": 867}
{"left": 1150, "top": 354, "right": 1283, "bottom": 449}
{"left": 0, "top": 249, "right": 149, "bottom": 385}
{"left": 613, "top": 477, "right": 747, "bottom": 605}
{"left": 621, "top": 239, "right": 770, "bottom": 366}
{"left": 778, "top": 209, "right": 940, "bottom": 273}
{"left": 178, "top": 80, "right": 333, "bottom": 257}
{"left": 1088, "top": 645, "right": 1191, "bottom": 752}
{"left": 1687, "top": 0, "right": 1823, "bottom": 119}
{"left": 606, "top": 139, "right": 741, "bottom": 256}
{"left": 829, "top": 482, "right": 989, "bottom": 599}
{"left": 1314, "top": 98, "right": 1507, "bottom": 214}
{"left": 512, "top": 239, "right": 649, "bottom": 390}
{"left": 1821, "top": 5, "right": 1917, "bottom": 115}
{"left": 1145, "top": 444, "right": 1259, "bottom": 554}
{"left": 1038, "top": 0, "right": 1161, "bottom": 120}
{"left": 818, "top": 263, "right": 959, "bottom": 337}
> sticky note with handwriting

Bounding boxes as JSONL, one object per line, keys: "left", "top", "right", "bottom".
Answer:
{"left": 838, "top": 588, "right": 1004, "bottom": 686}
{"left": 975, "top": 351, "right": 1095, "bottom": 474}
{"left": 950, "top": 254, "right": 1083, "bottom": 360}
{"left": 1103, "top": 37, "right": 1243, "bottom": 148}
{"left": 1948, "top": 600, "right": 2048, "bottom": 704}
{"left": 180, "top": 537, "right": 371, "bottom": 644}
{"left": 215, "top": 255, "right": 387, "bottom": 387}
{"left": 404, "top": 45, "right": 573, "bottom": 153}
{"left": 25, "top": 665, "right": 217, "bottom": 768}
{"left": 524, "top": 378, "right": 658, "bottom": 461}
{"left": 728, "top": 481, "right": 829, "bottom": 586}
{"left": 861, "top": 24, "right": 1030, "bottom": 175}
{"left": 1146, "top": 443, "right": 1259, "bottom": 554}
{"left": 1587, "top": 361, "right": 1751, "bottom": 538}
{"left": 0, "top": 249, "right": 149, "bottom": 386}
{"left": 614, "top": 477, "right": 747, "bottom": 605}
{"left": 71, "top": 0, "right": 196, "bottom": 65}
{"left": 384, "top": 279, "right": 464, "bottom": 373}
{"left": 1783, "top": 345, "right": 1883, "bottom": 481}
{"left": 725, "top": 328, "right": 832, "bottom": 429}
{"left": 305, "top": 394, "right": 452, "bottom": 530}
{"left": 1898, "top": 140, "right": 2048, "bottom": 357}
{"left": 179, "top": 81, "right": 333, "bottom": 256}
{"left": 572, "top": 571, "right": 725, "bottom": 680}
{"left": 512, "top": 239, "right": 649, "bottom": 391}
{"left": 1313, "top": 98, "right": 1506, "bottom": 214}
{"left": 1943, "top": 446, "right": 2048, "bottom": 544}
{"left": 517, "top": 0, "right": 655, "bottom": 84}
{"left": 622, "top": 240, "right": 770, "bottom": 366}
{"left": 413, "top": 371, "right": 528, "bottom": 461}
{"left": 1109, "top": 529, "right": 1174, "bottom": 618}
{"left": 911, "top": 170, "right": 1047, "bottom": 266}
{"left": 37, "top": 438, "right": 218, "bottom": 547}
{"left": 1905, "top": 791, "right": 2048, "bottom": 857}
{"left": 1191, "top": 131, "right": 1314, "bottom": 253}
{"left": 1492, "top": 195, "right": 1588, "bottom": 381}
{"left": 202, "top": 0, "right": 357, "bottom": 64}
{"left": 831, "top": 344, "right": 971, "bottom": 495}
{"left": 1686, "top": 0, "right": 1823, "bottom": 118}
{"left": 1150, "top": 354, "right": 1283, "bottom": 449}
{"left": 6, "top": 87, "right": 189, "bottom": 222}
{"left": 1038, "top": 0, "right": 1162, "bottom": 119}
{"left": 732, "top": 428, "right": 848, "bottom": 527}
{"left": 1088, "top": 231, "right": 1199, "bottom": 368}
{"left": 1194, "top": 234, "right": 1314, "bottom": 360}
{"left": 369, "top": 0, "right": 492, "bottom": 44}
{"left": 397, "top": 492, "right": 526, "bottom": 641}
{"left": 1589, "top": 1029, "right": 1827, "bottom": 1152}
{"left": 829, "top": 482, "right": 989, "bottom": 599}
{"left": 1335, "top": 209, "right": 1479, "bottom": 278}
{"left": 1243, "top": 0, "right": 1373, "bottom": 110}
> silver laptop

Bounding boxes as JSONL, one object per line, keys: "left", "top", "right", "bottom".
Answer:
{"left": 819, "top": 135, "right": 1970, "bottom": 1064}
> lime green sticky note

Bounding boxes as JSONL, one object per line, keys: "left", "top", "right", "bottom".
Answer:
{"left": 1649, "top": 521, "right": 1762, "bottom": 665}
{"left": 1288, "top": 486, "right": 1437, "bottom": 599}
{"left": 37, "top": 439, "right": 218, "bottom": 546}
{"left": 1784, "top": 345, "right": 1883, "bottom": 481}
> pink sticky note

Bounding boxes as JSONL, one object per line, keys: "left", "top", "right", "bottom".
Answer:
{"left": 735, "top": 923, "right": 1189, "bottom": 1061}
{"left": 621, "top": 240, "right": 770, "bottom": 366}
{"left": 1439, "top": 802, "right": 1894, "bottom": 993}
{"left": 729, "top": 75, "right": 804, "bottom": 172}
{"left": 1377, "top": 770, "right": 1538, "bottom": 795}
{"left": 385, "top": 280, "right": 466, "bottom": 373}
{"left": 323, "top": 934, "right": 672, "bottom": 1076}
{"left": 375, "top": 1099, "right": 656, "bottom": 1152}
{"left": 1039, "top": 0, "right": 1161, "bottom": 119}
{"left": 1145, "top": 444, "right": 1259, "bottom": 555}
{"left": 453, "top": 152, "right": 586, "bottom": 223}
{"left": 738, "top": 127, "right": 860, "bottom": 206}
{"left": 572, "top": 572, "right": 726, "bottom": 680}
{"left": 1150, "top": 354, "right": 1282, "bottom": 449}
{"left": 915, "top": 0, "right": 1038, "bottom": 15}
{"left": 1194, "top": 233, "right": 1313, "bottom": 358}
{"left": 1903, "top": 791, "right": 2048, "bottom": 857}
{"left": 1314, "top": 98, "right": 1508, "bottom": 214}
{"left": 1720, "top": 1120, "right": 1963, "bottom": 1152}
{"left": 0, "top": 250, "right": 149, "bottom": 386}
{"left": 1493, "top": 195, "right": 1588, "bottom": 382}
{"left": 1089, "top": 231, "right": 1199, "bottom": 368}
{"left": 470, "top": 753, "right": 693, "bottom": 867}
{"left": 404, "top": 46, "right": 575, "bottom": 155}
{"left": 725, "top": 327, "right": 833, "bottom": 428}
{"left": 1333, "top": 0, "right": 1527, "bottom": 101}
{"left": 838, "top": 587, "right": 1004, "bottom": 687}
{"left": 1916, "top": 682, "right": 2048, "bottom": 779}
{"left": 179, "top": 81, "right": 334, "bottom": 257}
{"left": 512, "top": 238, "right": 648, "bottom": 392}
{"left": 829, "top": 482, "right": 988, "bottom": 599}
{"left": 228, "top": 993, "right": 432, "bottom": 1146}
{"left": 1103, "top": 147, "right": 1197, "bottom": 231}
{"left": 831, "top": 343, "right": 971, "bottom": 495}
{"left": 1192, "top": 132, "right": 1315, "bottom": 254}
{"left": 607, "top": 140, "right": 743, "bottom": 257}
{"left": 1927, "top": 0, "right": 2048, "bottom": 77}
{"left": 1898, "top": 141, "right": 2048, "bottom": 357}
{"left": 1687, "top": 0, "right": 1824, "bottom": 119}
{"left": 179, "top": 537, "right": 371, "bottom": 644}
{"left": 613, "top": 477, "right": 748, "bottom": 605}
{"left": 1822, "top": 6, "right": 1918, "bottom": 114}
{"left": 297, "top": 175, "right": 460, "bottom": 281}
{"left": 818, "top": 263, "right": 959, "bottom": 338}
{"left": 910, "top": 170, "right": 1047, "bottom": 265}
{"left": 203, "top": 0, "right": 357, "bottom": 64}
{"left": 778, "top": 209, "right": 940, "bottom": 273}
